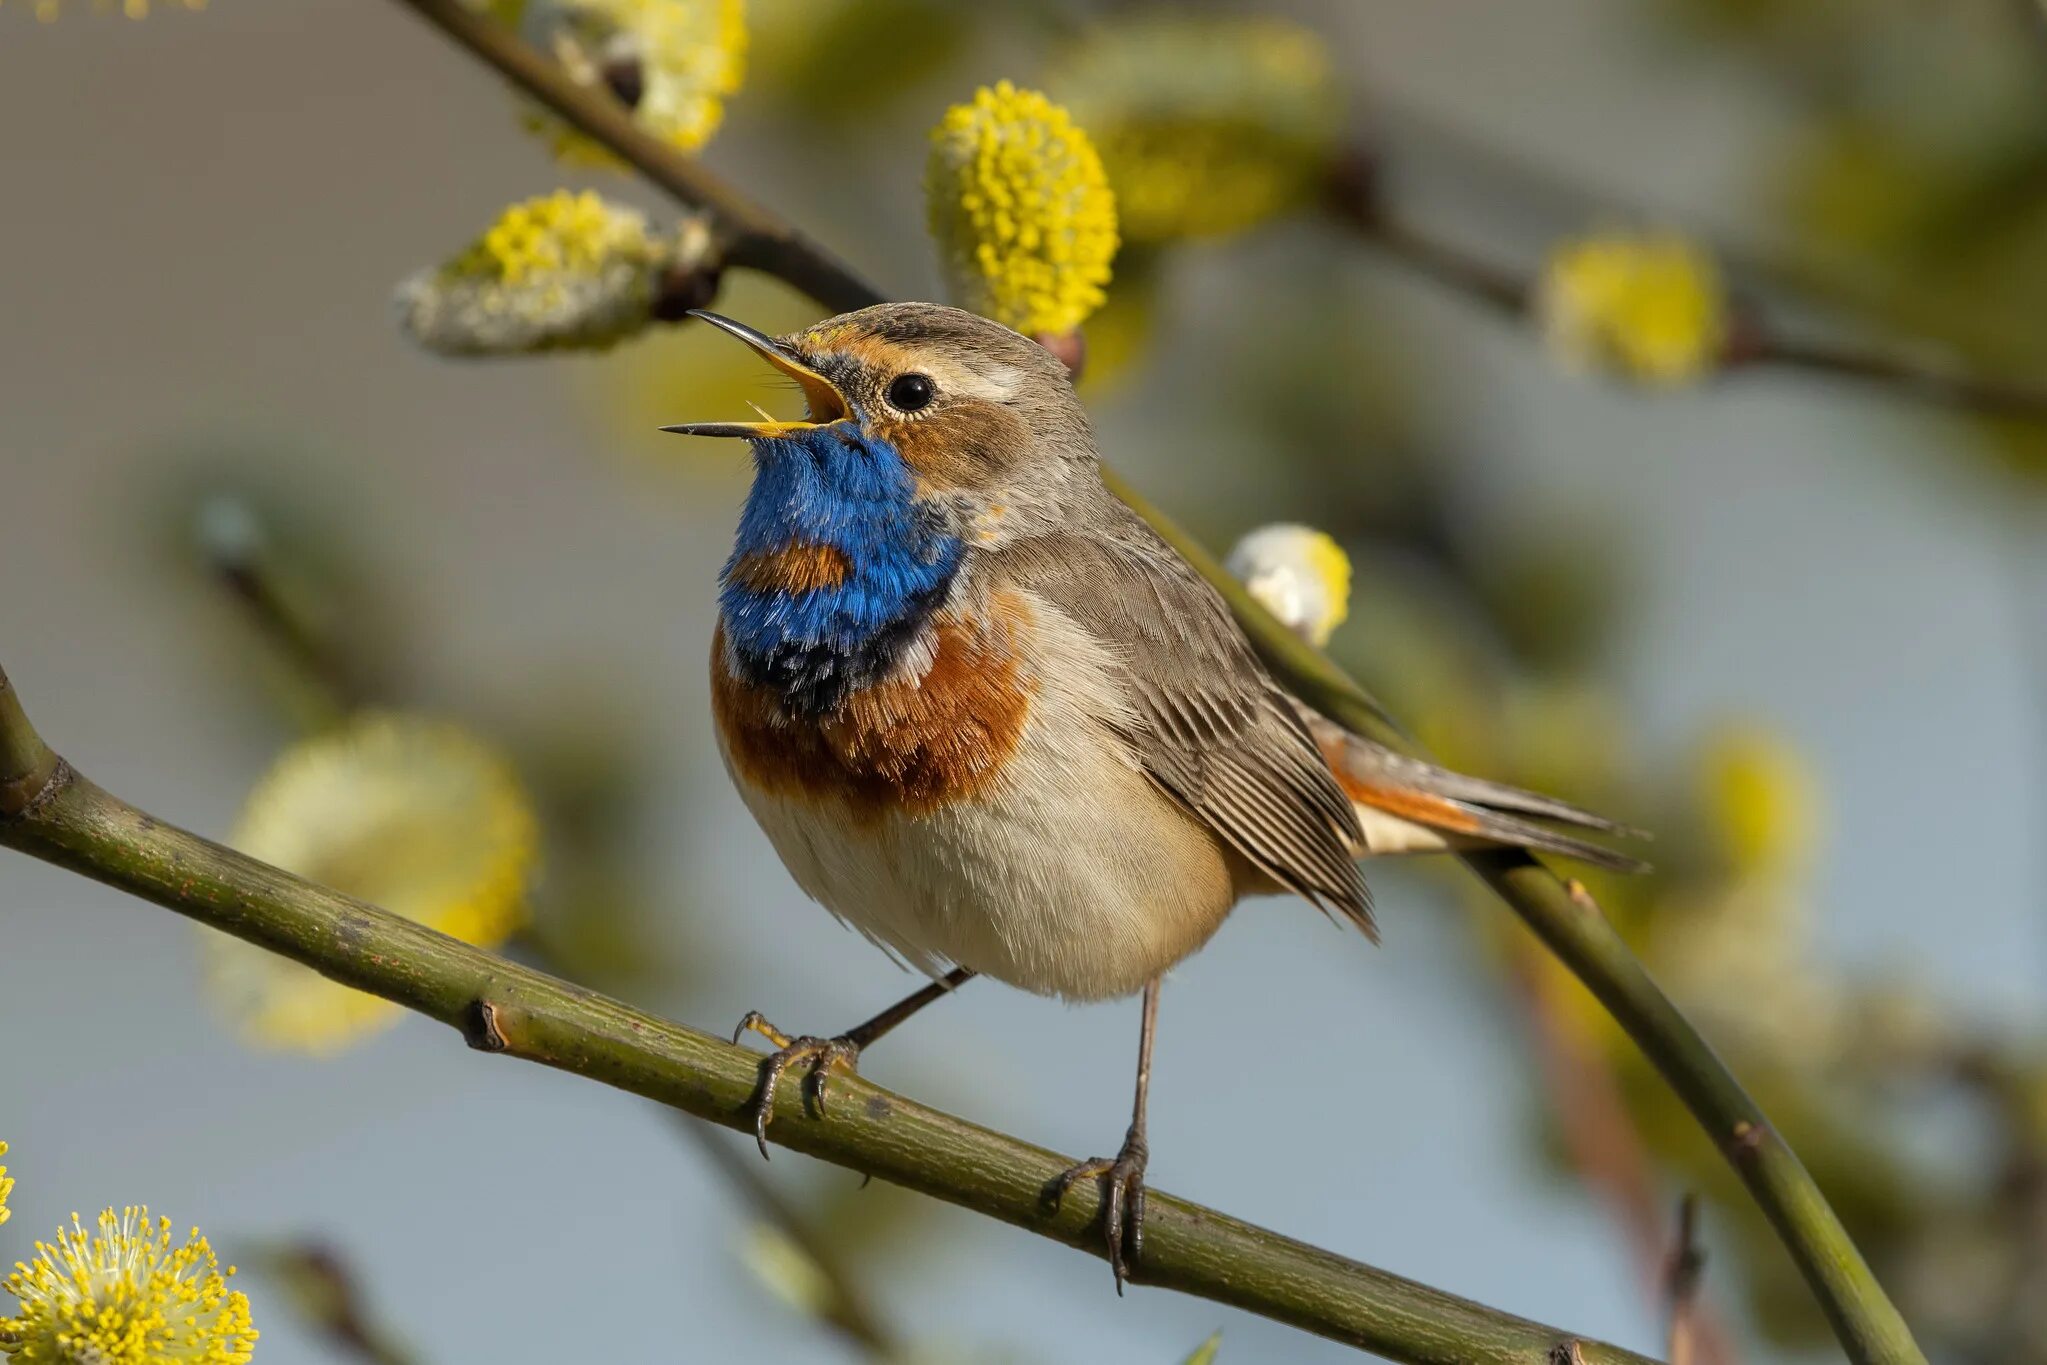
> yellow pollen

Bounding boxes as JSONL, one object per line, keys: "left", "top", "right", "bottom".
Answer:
{"left": 926, "top": 81, "right": 1119, "bottom": 336}
{"left": 1, "top": 1207, "right": 257, "bottom": 1364}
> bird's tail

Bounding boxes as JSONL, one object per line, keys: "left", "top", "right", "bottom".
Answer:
{"left": 1292, "top": 701, "right": 1651, "bottom": 874}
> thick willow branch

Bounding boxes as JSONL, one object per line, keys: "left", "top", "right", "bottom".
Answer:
{"left": 0, "top": 668, "right": 1650, "bottom": 1365}
{"left": 404, "top": 5, "right": 1910, "bottom": 1360}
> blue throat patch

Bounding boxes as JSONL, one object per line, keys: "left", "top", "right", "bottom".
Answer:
{"left": 720, "top": 424, "right": 962, "bottom": 713}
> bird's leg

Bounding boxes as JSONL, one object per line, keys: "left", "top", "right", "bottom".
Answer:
{"left": 1048, "top": 977, "right": 1160, "bottom": 1293}
{"left": 733, "top": 967, "right": 975, "bottom": 1158}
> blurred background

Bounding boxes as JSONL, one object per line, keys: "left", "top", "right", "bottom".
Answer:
{"left": 2, "top": 0, "right": 2043, "bottom": 1361}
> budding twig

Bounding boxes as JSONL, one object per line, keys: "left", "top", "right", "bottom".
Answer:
{"left": 1508, "top": 949, "right": 1743, "bottom": 1365}
{"left": 1321, "top": 148, "right": 2047, "bottom": 421}
{"left": 254, "top": 1242, "right": 422, "bottom": 1365}
{"left": 1664, "top": 1196, "right": 1708, "bottom": 1365}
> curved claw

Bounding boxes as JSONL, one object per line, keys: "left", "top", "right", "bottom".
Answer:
{"left": 1046, "top": 1131, "right": 1149, "bottom": 1292}
{"left": 733, "top": 1009, "right": 791, "bottom": 1049}
{"left": 730, "top": 1012, "right": 863, "bottom": 1160}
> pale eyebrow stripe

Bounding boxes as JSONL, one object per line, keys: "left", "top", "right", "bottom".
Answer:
{"left": 935, "top": 359, "right": 1022, "bottom": 402}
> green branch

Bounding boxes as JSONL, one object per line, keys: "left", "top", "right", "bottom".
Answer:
{"left": 377, "top": 4, "right": 1926, "bottom": 1360}
{"left": 0, "top": 666, "right": 1651, "bottom": 1365}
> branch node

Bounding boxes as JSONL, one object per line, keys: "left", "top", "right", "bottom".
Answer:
{"left": 1, "top": 755, "right": 72, "bottom": 823}
{"left": 464, "top": 998, "right": 511, "bottom": 1053}
{"left": 1725, "top": 1119, "right": 1768, "bottom": 1163}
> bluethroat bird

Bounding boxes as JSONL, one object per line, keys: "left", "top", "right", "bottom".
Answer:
{"left": 667, "top": 303, "right": 1643, "bottom": 1287}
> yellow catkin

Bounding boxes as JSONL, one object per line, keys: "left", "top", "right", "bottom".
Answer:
{"left": 1698, "top": 724, "right": 1821, "bottom": 877}
{"left": 926, "top": 82, "right": 1119, "bottom": 336}
{"left": 1537, "top": 231, "right": 1730, "bottom": 386}
{"left": 1047, "top": 17, "right": 1339, "bottom": 243}
{"left": 1225, "top": 524, "right": 1352, "bottom": 647}
{"left": 200, "top": 713, "right": 539, "bottom": 1052}
{"left": 0, "top": 1143, "right": 12, "bottom": 1228}
{"left": 1, "top": 1208, "right": 256, "bottom": 1364}
{"left": 396, "top": 190, "right": 701, "bottom": 354}
{"left": 521, "top": 0, "right": 746, "bottom": 161}
{"left": 5, "top": 0, "right": 205, "bottom": 18}
{"left": 449, "top": 189, "right": 652, "bottom": 287}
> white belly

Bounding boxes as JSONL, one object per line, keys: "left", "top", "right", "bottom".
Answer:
{"left": 717, "top": 595, "right": 1239, "bottom": 1001}
{"left": 725, "top": 713, "right": 1235, "bottom": 1002}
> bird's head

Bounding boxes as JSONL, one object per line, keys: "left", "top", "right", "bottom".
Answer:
{"left": 664, "top": 301, "right": 1094, "bottom": 542}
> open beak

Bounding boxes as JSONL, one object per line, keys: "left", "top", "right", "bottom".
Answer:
{"left": 659, "top": 311, "right": 851, "bottom": 438}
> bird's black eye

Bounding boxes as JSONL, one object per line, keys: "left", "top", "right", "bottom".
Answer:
{"left": 886, "top": 372, "right": 935, "bottom": 413}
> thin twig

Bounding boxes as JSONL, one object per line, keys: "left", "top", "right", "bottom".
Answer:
{"left": 1730, "top": 332, "right": 2047, "bottom": 419}
{"left": 193, "top": 497, "right": 365, "bottom": 721}
{"left": 0, "top": 665, "right": 1654, "bottom": 1365}
{"left": 1664, "top": 1196, "right": 1707, "bottom": 1365}
{"left": 254, "top": 1242, "right": 422, "bottom": 1365}
{"left": 1508, "top": 937, "right": 1739, "bottom": 1365}
{"left": 1321, "top": 150, "right": 2047, "bottom": 421}
{"left": 1322, "top": 154, "right": 1529, "bottom": 323}
{"left": 669, "top": 1117, "right": 899, "bottom": 1357}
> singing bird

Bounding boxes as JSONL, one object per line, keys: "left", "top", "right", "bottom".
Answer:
{"left": 667, "top": 303, "right": 1642, "bottom": 1285}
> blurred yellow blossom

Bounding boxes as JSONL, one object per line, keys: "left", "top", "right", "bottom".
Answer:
{"left": 1536, "top": 231, "right": 1729, "bottom": 386}
{"left": 1075, "top": 261, "right": 1159, "bottom": 396}
{"left": 736, "top": 1222, "right": 834, "bottom": 1321}
{"left": 1698, "top": 723, "right": 1822, "bottom": 877}
{"left": 926, "top": 82, "right": 1119, "bottom": 336}
{"left": 1651, "top": 879, "right": 1844, "bottom": 1068}
{"left": 520, "top": 0, "right": 745, "bottom": 162}
{"left": 1637, "top": 726, "right": 1835, "bottom": 1070}
{"left": 1225, "top": 523, "right": 1351, "bottom": 646}
{"left": 0, "top": 1144, "right": 11, "bottom": 1228}
{"left": 1, "top": 1208, "right": 256, "bottom": 1364}
{"left": 1047, "top": 17, "right": 1339, "bottom": 243}
{"left": 202, "top": 713, "right": 538, "bottom": 1053}
{"left": 5, "top": 0, "right": 204, "bottom": 17}
{"left": 397, "top": 190, "right": 716, "bottom": 355}
{"left": 748, "top": 0, "right": 963, "bottom": 117}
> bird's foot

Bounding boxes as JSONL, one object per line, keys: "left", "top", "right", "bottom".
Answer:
{"left": 731, "top": 1011, "right": 862, "bottom": 1159}
{"left": 1046, "top": 1126, "right": 1149, "bottom": 1293}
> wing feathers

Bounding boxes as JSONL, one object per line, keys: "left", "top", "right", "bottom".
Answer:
{"left": 993, "top": 517, "right": 1375, "bottom": 938}
{"left": 1292, "top": 697, "right": 1649, "bottom": 871}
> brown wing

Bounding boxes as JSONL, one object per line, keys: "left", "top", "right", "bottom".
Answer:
{"left": 992, "top": 510, "right": 1376, "bottom": 939}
